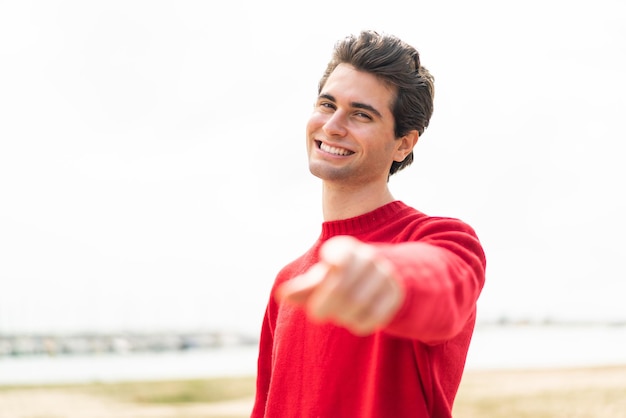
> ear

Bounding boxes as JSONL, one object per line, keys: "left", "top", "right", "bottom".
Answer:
{"left": 393, "top": 130, "right": 419, "bottom": 162}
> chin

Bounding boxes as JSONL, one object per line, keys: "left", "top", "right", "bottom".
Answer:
{"left": 309, "top": 164, "right": 349, "bottom": 182}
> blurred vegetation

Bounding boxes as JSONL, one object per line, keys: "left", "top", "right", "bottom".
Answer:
{"left": 2, "top": 367, "right": 625, "bottom": 418}
{"left": 82, "top": 375, "right": 256, "bottom": 404}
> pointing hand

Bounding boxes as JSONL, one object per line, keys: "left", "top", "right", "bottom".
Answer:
{"left": 276, "top": 235, "right": 404, "bottom": 336}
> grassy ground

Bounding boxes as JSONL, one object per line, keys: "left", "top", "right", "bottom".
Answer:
{"left": 80, "top": 375, "right": 257, "bottom": 404}
{"left": 1, "top": 366, "right": 625, "bottom": 417}
{"left": 453, "top": 365, "right": 626, "bottom": 418}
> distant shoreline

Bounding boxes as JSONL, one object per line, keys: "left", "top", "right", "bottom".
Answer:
{"left": 1, "top": 320, "right": 624, "bottom": 358}
{"left": 0, "top": 330, "right": 258, "bottom": 358}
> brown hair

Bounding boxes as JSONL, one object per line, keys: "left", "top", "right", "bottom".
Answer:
{"left": 318, "top": 30, "right": 435, "bottom": 176}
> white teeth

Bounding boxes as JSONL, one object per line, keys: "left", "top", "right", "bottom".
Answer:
{"left": 320, "top": 142, "right": 353, "bottom": 156}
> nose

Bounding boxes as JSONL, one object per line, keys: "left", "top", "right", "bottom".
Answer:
{"left": 322, "top": 110, "right": 348, "bottom": 138}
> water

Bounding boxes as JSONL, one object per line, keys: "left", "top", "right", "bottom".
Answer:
{"left": 1, "top": 325, "right": 624, "bottom": 386}
{"left": 0, "top": 345, "right": 259, "bottom": 386}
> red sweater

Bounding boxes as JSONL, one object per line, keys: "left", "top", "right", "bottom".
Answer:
{"left": 252, "top": 201, "right": 486, "bottom": 418}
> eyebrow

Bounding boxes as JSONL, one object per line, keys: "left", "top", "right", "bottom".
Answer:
{"left": 319, "top": 93, "right": 383, "bottom": 119}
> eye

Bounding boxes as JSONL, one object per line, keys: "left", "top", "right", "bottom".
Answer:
{"left": 319, "top": 101, "right": 336, "bottom": 110}
{"left": 354, "top": 111, "right": 373, "bottom": 121}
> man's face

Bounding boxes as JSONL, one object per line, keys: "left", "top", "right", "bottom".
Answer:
{"left": 306, "top": 63, "right": 405, "bottom": 187}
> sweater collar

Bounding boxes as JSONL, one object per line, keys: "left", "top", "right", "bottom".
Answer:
{"left": 320, "top": 201, "right": 407, "bottom": 240}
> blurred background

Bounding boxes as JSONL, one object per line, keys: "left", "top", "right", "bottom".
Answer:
{"left": 1, "top": 0, "right": 625, "bottom": 384}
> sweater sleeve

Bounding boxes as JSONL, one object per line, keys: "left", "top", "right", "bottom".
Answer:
{"left": 251, "top": 296, "right": 278, "bottom": 417}
{"left": 375, "top": 217, "right": 486, "bottom": 344}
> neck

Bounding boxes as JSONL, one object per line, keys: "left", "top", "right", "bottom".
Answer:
{"left": 321, "top": 181, "right": 395, "bottom": 221}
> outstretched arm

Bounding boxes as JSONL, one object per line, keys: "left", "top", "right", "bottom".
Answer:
{"left": 276, "top": 224, "right": 485, "bottom": 342}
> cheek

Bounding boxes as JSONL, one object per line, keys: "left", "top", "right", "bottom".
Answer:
{"left": 385, "top": 137, "right": 400, "bottom": 154}
{"left": 370, "top": 128, "right": 398, "bottom": 152}
{"left": 306, "top": 112, "right": 326, "bottom": 134}
{"left": 305, "top": 116, "right": 322, "bottom": 154}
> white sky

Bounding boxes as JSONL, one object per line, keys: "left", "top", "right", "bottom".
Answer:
{"left": 1, "top": 0, "right": 625, "bottom": 335}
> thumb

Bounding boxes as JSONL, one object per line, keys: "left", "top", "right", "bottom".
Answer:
{"left": 275, "top": 262, "right": 330, "bottom": 304}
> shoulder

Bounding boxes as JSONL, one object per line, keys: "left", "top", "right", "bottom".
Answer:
{"left": 390, "top": 202, "right": 479, "bottom": 240}
{"left": 390, "top": 205, "right": 485, "bottom": 263}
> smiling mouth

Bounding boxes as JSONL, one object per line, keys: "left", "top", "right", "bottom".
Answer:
{"left": 317, "top": 141, "right": 354, "bottom": 156}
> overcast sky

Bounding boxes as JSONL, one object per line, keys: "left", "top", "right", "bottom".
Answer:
{"left": 1, "top": 0, "right": 625, "bottom": 335}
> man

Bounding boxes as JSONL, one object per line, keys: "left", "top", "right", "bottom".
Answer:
{"left": 252, "top": 30, "right": 486, "bottom": 418}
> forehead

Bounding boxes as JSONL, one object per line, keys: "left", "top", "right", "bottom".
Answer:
{"left": 321, "top": 63, "right": 395, "bottom": 115}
